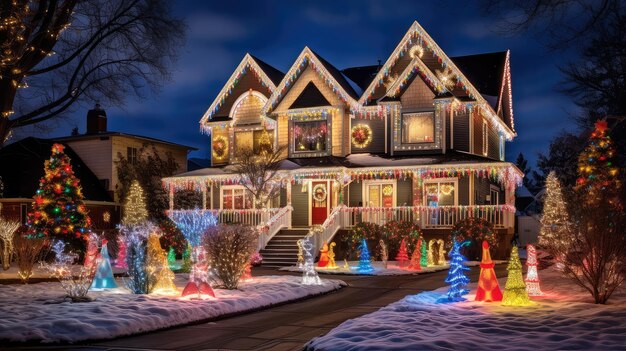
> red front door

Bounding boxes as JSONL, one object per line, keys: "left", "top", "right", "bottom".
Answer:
{"left": 311, "top": 181, "right": 329, "bottom": 225}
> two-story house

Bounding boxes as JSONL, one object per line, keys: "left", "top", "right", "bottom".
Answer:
{"left": 164, "top": 21, "right": 522, "bottom": 265}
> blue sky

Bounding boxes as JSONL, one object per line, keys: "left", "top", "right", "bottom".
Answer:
{"left": 48, "top": 0, "right": 580, "bottom": 167}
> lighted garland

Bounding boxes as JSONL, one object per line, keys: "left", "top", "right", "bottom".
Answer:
{"left": 351, "top": 124, "right": 373, "bottom": 148}
{"left": 312, "top": 184, "right": 327, "bottom": 202}
{"left": 212, "top": 135, "right": 228, "bottom": 160}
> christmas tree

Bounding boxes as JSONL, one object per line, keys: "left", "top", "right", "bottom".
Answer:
{"left": 409, "top": 238, "right": 422, "bottom": 271}
{"left": 539, "top": 172, "right": 571, "bottom": 252}
{"left": 438, "top": 239, "right": 471, "bottom": 303}
{"left": 575, "top": 119, "right": 620, "bottom": 204}
{"left": 257, "top": 126, "right": 273, "bottom": 155}
{"left": 122, "top": 180, "right": 149, "bottom": 225}
{"left": 525, "top": 244, "right": 544, "bottom": 296}
{"left": 395, "top": 238, "right": 409, "bottom": 267}
{"left": 357, "top": 238, "right": 374, "bottom": 273}
{"left": 502, "top": 246, "right": 534, "bottom": 306}
{"left": 146, "top": 234, "right": 177, "bottom": 293}
{"left": 180, "top": 244, "right": 192, "bottom": 273}
{"left": 167, "top": 247, "right": 177, "bottom": 270}
{"left": 475, "top": 241, "right": 502, "bottom": 302}
{"left": 91, "top": 239, "right": 117, "bottom": 289}
{"left": 28, "top": 143, "right": 91, "bottom": 251}
{"left": 420, "top": 238, "right": 428, "bottom": 267}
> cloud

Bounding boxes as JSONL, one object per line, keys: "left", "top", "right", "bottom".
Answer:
{"left": 186, "top": 13, "right": 249, "bottom": 42}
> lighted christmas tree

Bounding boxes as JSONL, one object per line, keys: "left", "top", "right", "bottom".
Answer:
{"left": 27, "top": 143, "right": 91, "bottom": 251}
{"left": 475, "top": 241, "right": 502, "bottom": 302}
{"left": 539, "top": 172, "right": 571, "bottom": 252}
{"left": 257, "top": 126, "right": 273, "bottom": 155}
{"left": 420, "top": 238, "right": 427, "bottom": 267}
{"left": 146, "top": 234, "right": 177, "bottom": 293}
{"left": 575, "top": 119, "right": 620, "bottom": 204}
{"left": 502, "top": 246, "right": 534, "bottom": 306}
{"left": 91, "top": 239, "right": 117, "bottom": 289}
{"left": 395, "top": 238, "right": 409, "bottom": 268}
{"left": 181, "top": 244, "right": 192, "bottom": 273}
{"left": 438, "top": 240, "right": 471, "bottom": 303}
{"left": 357, "top": 238, "right": 374, "bottom": 273}
{"left": 409, "top": 239, "right": 422, "bottom": 271}
{"left": 123, "top": 180, "right": 149, "bottom": 225}
{"left": 525, "top": 244, "right": 544, "bottom": 296}
{"left": 167, "top": 247, "right": 177, "bottom": 270}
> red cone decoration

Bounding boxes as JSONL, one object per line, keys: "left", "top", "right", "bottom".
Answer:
{"left": 475, "top": 241, "right": 503, "bottom": 302}
{"left": 395, "top": 238, "right": 409, "bottom": 268}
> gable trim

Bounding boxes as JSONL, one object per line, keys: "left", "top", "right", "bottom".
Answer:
{"left": 384, "top": 57, "right": 447, "bottom": 99}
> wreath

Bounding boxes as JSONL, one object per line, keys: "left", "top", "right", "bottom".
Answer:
{"left": 351, "top": 124, "right": 372, "bottom": 148}
{"left": 312, "top": 184, "right": 327, "bottom": 202}
{"left": 212, "top": 135, "right": 228, "bottom": 160}
{"left": 382, "top": 185, "right": 393, "bottom": 196}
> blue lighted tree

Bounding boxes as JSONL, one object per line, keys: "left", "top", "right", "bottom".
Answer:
{"left": 438, "top": 239, "right": 471, "bottom": 303}
{"left": 357, "top": 238, "right": 374, "bottom": 273}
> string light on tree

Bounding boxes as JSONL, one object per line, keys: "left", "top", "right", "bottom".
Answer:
{"left": 357, "top": 238, "right": 374, "bottom": 273}
{"left": 538, "top": 172, "right": 571, "bottom": 254}
{"left": 123, "top": 181, "right": 149, "bottom": 225}
{"left": 395, "top": 238, "right": 409, "bottom": 268}
{"left": 0, "top": 218, "right": 20, "bottom": 271}
{"left": 147, "top": 233, "right": 177, "bottom": 293}
{"left": 501, "top": 246, "right": 535, "bottom": 306}
{"left": 525, "top": 244, "right": 544, "bottom": 296}
{"left": 438, "top": 239, "right": 471, "bottom": 303}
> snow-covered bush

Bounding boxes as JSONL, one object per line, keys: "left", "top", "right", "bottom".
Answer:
{"left": 204, "top": 224, "right": 258, "bottom": 289}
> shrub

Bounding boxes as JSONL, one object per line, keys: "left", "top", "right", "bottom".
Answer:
{"left": 382, "top": 220, "right": 422, "bottom": 257}
{"left": 13, "top": 229, "right": 48, "bottom": 283}
{"left": 120, "top": 223, "right": 155, "bottom": 294}
{"left": 341, "top": 222, "right": 383, "bottom": 259}
{"left": 450, "top": 218, "right": 496, "bottom": 261}
{"left": 204, "top": 224, "right": 258, "bottom": 289}
{"left": 43, "top": 240, "right": 96, "bottom": 302}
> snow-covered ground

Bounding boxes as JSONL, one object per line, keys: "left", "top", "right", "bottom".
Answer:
{"left": 306, "top": 267, "right": 626, "bottom": 351}
{"left": 0, "top": 274, "right": 345, "bottom": 343}
{"left": 281, "top": 260, "right": 505, "bottom": 276}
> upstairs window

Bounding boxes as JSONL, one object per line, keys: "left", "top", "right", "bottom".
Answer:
{"left": 127, "top": 147, "right": 138, "bottom": 165}
{"left": 293, "top": 120, "right": 328, "bottom": 153}
{"left": 402, "top": 112, "right": 435, "bottom": 144}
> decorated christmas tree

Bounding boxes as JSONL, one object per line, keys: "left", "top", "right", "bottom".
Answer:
{"left": 409, "top": 238, "right": 422, "bottom": 271}
{"left": 475, "top": 241, "right": 502, "bottom": 302}
{"left": 502, "top": 246, "right": 534, "bottom": 306}
{"left": 438, "top": 239, "right": 471, "bottom": 303}
{"left": 257, "top": 126, "right": 273, "bottom": 155}
{"left": 27, "top": 143, "right": 91, "bottom": 251}
{"left": 525, "top": 244, "right": 544, "bottom": 296}
{"left": 167, "top": 247, "right": 177, "bottom": 270}
{"left": 123, "top": 180, "right": 149, "bottom": 225}
{"left": 539, "top": 172, "right": 571, "bottom": 252}
{"left": 146, "top": 234, "right": 177, "bottom": 293}
{"left": 395, "top": 238, "right": 409, "bottom": 267}
{"left": 357, "top": 238, "right": 374, "bottom": 273}
{"left": 575, "top": 119, "right": 620, "bottom": 205}
{"left": 91, "top": 239, "right": 117, "bottom": 289}
{"left": 420, "top": 238, "right": 428, "bottom": 267}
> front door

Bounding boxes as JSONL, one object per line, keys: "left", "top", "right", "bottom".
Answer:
{"left": 311, "top": 181, "right": 329, "bottom": 225}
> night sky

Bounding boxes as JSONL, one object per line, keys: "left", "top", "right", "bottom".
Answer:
{"left": 49, "top": 0, "right": 580, "bottom": 167}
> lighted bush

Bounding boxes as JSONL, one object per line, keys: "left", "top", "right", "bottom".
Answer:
{"left": 382, "top": 220, "right": 422, "bottom": 257}
{"left": 204, "top": 224, "right": 258, "bottom": 289}
{"left": 450, "top": 217, "right": 496, "bottom": 261}
{"left": 341, "top": 222, "right": 383, "bottom": 259}
{"left": 13, "top": 229, "right": 48, "bottom": 283}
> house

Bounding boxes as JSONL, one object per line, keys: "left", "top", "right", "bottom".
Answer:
{"left": 164, "top": 21, "right": 522, "bottom": 265}
{"left": 0, "top": 137, "right": 120, "bottom": 230}
{"left": 55, "top": 104, "right": 197, "bottom": 202}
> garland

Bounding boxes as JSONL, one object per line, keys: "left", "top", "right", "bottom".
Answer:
{"left": 351, "top": 124, "right": 373, "bottom": 148}
{"left": 212, "top": 135, "right": 228, "bottom": 160}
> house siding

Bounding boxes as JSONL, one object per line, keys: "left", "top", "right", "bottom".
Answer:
{"left": 348, "top": 181, "right": 363, "bottom": 207}
{"left": 396, "top": 179, "right": 412, "bottom": 206}
{"left": 458, "top": 176, "right": 470, "bottom": 205}
{"left": 291, "top": 185, "right": 309, "bottom": 227}
{"left": 350, "top": 117, "right": 385, "bottom": 153}
{"left": 64, "top": 138, "right": 113, "bottom": 191}
{"left": 453, "top": 112, "right": 470, "bottom": 152}
{"left": 280, "top": 187, "right": 287, "bottom": 207}
{"left": 488, "top": 125, "right": 500, "bottom": 160}
{"left": 400, "top": 75, "right": 435, "bottom": 110}
{"left": 472, "top": 112, "right": 483, "bottom": 157}
{"left": 213, "top": 71, "right": 272, "bottom": 118}
{"left": 212, "top": 185, "right": 220, "bottom": 209}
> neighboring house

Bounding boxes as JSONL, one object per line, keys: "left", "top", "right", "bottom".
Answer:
{"left": 55, "top": 104, "right": 197, "bottom": 202}
{"left": 0, "top": 137, "right": 120, "bottom": 230}
{"left": 164, "top": 21, "right": 523, "bottom": 264}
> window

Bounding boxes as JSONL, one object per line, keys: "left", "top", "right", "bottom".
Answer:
{"left": 402, "top": 112, "right": 435, "bottom": 144}
{"left": 423, "top": 179, "right": 458, "bottom": 206}
{"left": 499, "top": 135, "right": 505, "bottom": 161}
{"left": 99, "top": 179, "right": 110, "bottom": 190}
{"left": 293, "top": 120, "right": 328, "bottom": 153}
{"left": 221, "top": 186, "right": 251, "bottom": 209}
{"left": 489, "top": 185, "right": 500, "bottom": 205}
{"left": 127, "top": 147, "right": 138, "bottom": 165}
{"left": 234, "top": 129, "right": 274, "bottom": 154}
{"left": 363, "top": 181, "right": 395, "bottom": 207}
{"left": 482, "top": 120, "right": 488, "bottom": 156}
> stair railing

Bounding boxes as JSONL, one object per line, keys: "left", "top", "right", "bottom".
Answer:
{"left": 307, "top": 204, "right": 347, "bottom": 253}
{"left": 257, "top": 205, "right": 293, "bottom": 250}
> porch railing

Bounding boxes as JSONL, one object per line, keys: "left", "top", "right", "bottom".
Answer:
{"left": 308, "top": 204, "right": 347, "bottom": 253}
{"left": 204, "top": 208, "right": 281, "bottom": 227}
{"left": 258, "top": 205, "right": 292, "bottom": 250}
{"left": 339, "top": 205, "right": 515, "bottom": 229}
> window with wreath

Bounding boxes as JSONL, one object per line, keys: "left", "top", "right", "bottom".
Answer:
{"left": 221, "top": 186, "right": 252, "bottom": 209}
{"left": 293, "top": 120, "right": 328, "bottom": 152}
{"left": 401, "top": 112, "right": 435, "bottom": 144}
{"left": 234, "top": 129, "right": 274, "bottom": 154}
{"left": 423, "top": 180, "right": 456, "bottom": 206}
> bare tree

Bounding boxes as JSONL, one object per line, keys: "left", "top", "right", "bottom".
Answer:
{"left": 231, "top": 146, "right": 286, "bottom": 209}
{"left": 0, "top": 0, "right": 185, "bottom": 144}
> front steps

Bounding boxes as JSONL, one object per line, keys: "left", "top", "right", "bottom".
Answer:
{"left": 260, "top": 228, "right": 309, "bottom": 267}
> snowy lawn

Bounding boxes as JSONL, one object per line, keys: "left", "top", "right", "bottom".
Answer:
{"left": 0, "top": 274, "right": 345, "bottom": 344}
{"left": 281, "top": 260, "right": 505, "bottom": 276}
{"left": 306, "top": 267, "right": 626, "bottom": 351}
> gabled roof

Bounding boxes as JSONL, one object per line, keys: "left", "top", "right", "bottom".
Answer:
{"left": 289, "top": 82, "right": 331, "bottom": 109}
{"left": 450, "top": 51, "right": 507, "bottom": 110}
{"left": 55, "top": 132, "right": 197, "bottom": 150}
{"left": 0, "top": 137, "right": 112, "bottom": 201}
{"left": 263, "top": 47, "right": 360, "bottom": 115}
{"left": 341, "top": 65, "right": 380, "bottom": 92}
{"left": 199, "top": 53, "right": 283, "bottom": 127}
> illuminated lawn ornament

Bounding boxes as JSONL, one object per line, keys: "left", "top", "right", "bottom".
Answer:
{"left": 379, "top": 239, "right": 388, "bottom": 269}
{"left": 91, "top": 239, "right": 117, "bottom": 289}
{"left": 0, "top": 218, "right": 20, "bottom": 271}
{"left": 121, "top": 223, "right": 153, "bottom": 294}
{"left": 475, "top": 241, "right": 502, "bottom": 302}
{"left": 302, "top": 236, "right": 322, "bottom": 285}
{"left": 327, "top": 242, "right": 338, "bottom": 269}
{"left": 409, "top": 238, "right": 422, "bottom": 271}
{"left": 357, "top": 239, "right": 374, "bottom": 273}
{"left": 147, "top": 234, "right": 177, "bottom": 293}
{"left": 502, "top": 246, "right": 535, "bottom": 306}
{"left": 297, "top": 239, "right": 304, "bottom": 269}
{"left": 420, "top": 238, "right": 428, "bottom": 267}
{"left": 168, "top": 210, "right": 217, "bottom": 298}
{"left": 525, "top": 244, "right": 544, "bottom": 296}
{"left": 438, "top": 239, "right": 470, "bottom": 303}
{"left": 44, "top": 240, "right": 97, "bottom": 301}
{"left": 317, "top": 241, "right": 330, "bottom": 267}
{"left": 115, "top": 237, "right": 127, "bottom": 269}
{"left": 395, "top": 238, "right": 409, "bottom": 268}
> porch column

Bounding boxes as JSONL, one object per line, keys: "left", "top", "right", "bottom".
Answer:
{"left": 286, "top": 181, "right": 292, "bottom": 205}
{"left": 168, "top": 183, "right": 174, "bottom": 211}
{"left": 201, "top": 185, "right": 207, "bottom": 209}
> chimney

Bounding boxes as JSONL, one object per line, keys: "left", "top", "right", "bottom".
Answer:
{"left": 86, "top": 103, "right": 107, "bottom": 134}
